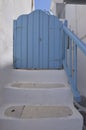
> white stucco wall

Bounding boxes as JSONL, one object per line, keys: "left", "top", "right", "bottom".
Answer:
{"left": 0, "top": 0, "right": 34, "bottom": 67}
{"left": 50, "top": 1, "right": 56, "bottom": 15}
{"left": 66, "top": 5, "right": 86, "bottom": 41}
{"left": 51, "top": 1, "right": 86, "bottom": 42}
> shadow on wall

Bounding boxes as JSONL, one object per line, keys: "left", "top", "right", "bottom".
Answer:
{"left": 0, "top": 63, "right": 13, "bottom": 106}
{"left": 77, "top": 48, "right": 86, "bottom": 97}
{"left": 0, "top": 64, "right": 13, "bottom": 87}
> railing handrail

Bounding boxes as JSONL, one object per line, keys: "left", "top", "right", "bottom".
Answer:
{"left": 63, "top": 25, "right": 86, "bottom": 55}
{"left": 62, "top": 22, "right": 86, "bottom": 102}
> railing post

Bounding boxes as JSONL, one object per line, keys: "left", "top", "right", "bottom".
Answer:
{"left": 69, "top": 38, "right": 72, "bottom": 77}
{"left": 74, "top": 43, "right": 78, "bottom": 91}
{"left": 63, "top": 23, "right": 82, "bottom": 102}
{"left": 73, "top": 43, "right": 81, "bottom": 102}
{"left": 65, "top": 34, "right": 67, "bottom": 66}
{"left": 64, "top": 20, "right": 68, "bottom": 66}
{"left": 64, "top": 20, "right": 68, "bottom": 27}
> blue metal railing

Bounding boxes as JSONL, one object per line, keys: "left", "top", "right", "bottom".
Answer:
{"left": 62, "top": 21, "right": 86, "bottom": 102}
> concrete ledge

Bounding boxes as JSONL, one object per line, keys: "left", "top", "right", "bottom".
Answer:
{"left": 5, "top": 105, "right": 73, "bottom": 119}
{"left": 10, "top": 82, "right": 66, "bottom": 88}
{"left": 0, "top": 104, "right": 83, "bottom": 130}
{"left": 4, "top": 84, "right": 73, "bottom": 105}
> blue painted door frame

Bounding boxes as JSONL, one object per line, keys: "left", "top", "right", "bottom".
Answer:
{"left": 13, "top": 10, "right": 63, "bottom": 69}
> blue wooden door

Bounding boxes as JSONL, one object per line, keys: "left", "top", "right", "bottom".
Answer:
{"left": 13, "top": 10, "right": 63, "bottom": 69}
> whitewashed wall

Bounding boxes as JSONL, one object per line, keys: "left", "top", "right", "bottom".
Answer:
{"left": 66, "top": 5, "right": 86, "bottom": 40}
{"left": 50, "top": 1, "right": 56, "bottom": 15}
{"left": 0, "top": 0, "right": 34, "bottom": 67}
{"left": 51, "top": 2, "right": 86, "bottom": 42}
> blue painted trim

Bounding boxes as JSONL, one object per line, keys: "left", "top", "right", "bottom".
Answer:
{"left": 64, "top": 33, "right": 67, "bottom": 66}
{"left": 63, "top": 25, "right": 86, "bottom": 55}
{"left": 69, "top": 39, "right": 72, "bottom": 77}
{"left": 74, "top": 44, "right": 77, "bottom": 91}
{"left": 62, "top": 22, "right": 86, "bottom": 102}
{"left": 13, "top": 20, "right": 17, "bottom": 68}
{"left": 63, "top": 60, "right": 81, "bottom": 102}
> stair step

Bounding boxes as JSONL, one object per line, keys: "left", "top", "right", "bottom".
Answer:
{"left": 5, "top": 105, "right": 73, "bottom": 119}
{"left": 0, "top": 70, "right": 83, "bottom": 130}
{"left": 4, "top": 82, "right": 73, "bottom": 105}
{"left": 0, "top": 104, "right": 83, "bottom": 130}
{"left": 9, "top": 82, "right": 66, "bottom": 89}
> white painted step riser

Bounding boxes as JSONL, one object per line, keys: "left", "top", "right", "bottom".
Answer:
{"left": 4, "top": 70, "right": 68, "bottom": 83}
{"left": 4, "top": 88, "right": 73, "bottom": 105}
{"left": 0, "top": 118, "right": 83, "bottom": 130}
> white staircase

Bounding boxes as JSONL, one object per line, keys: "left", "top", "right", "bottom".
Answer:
{"left": 0, "top": 69, "right": 83, "bottom": 130}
